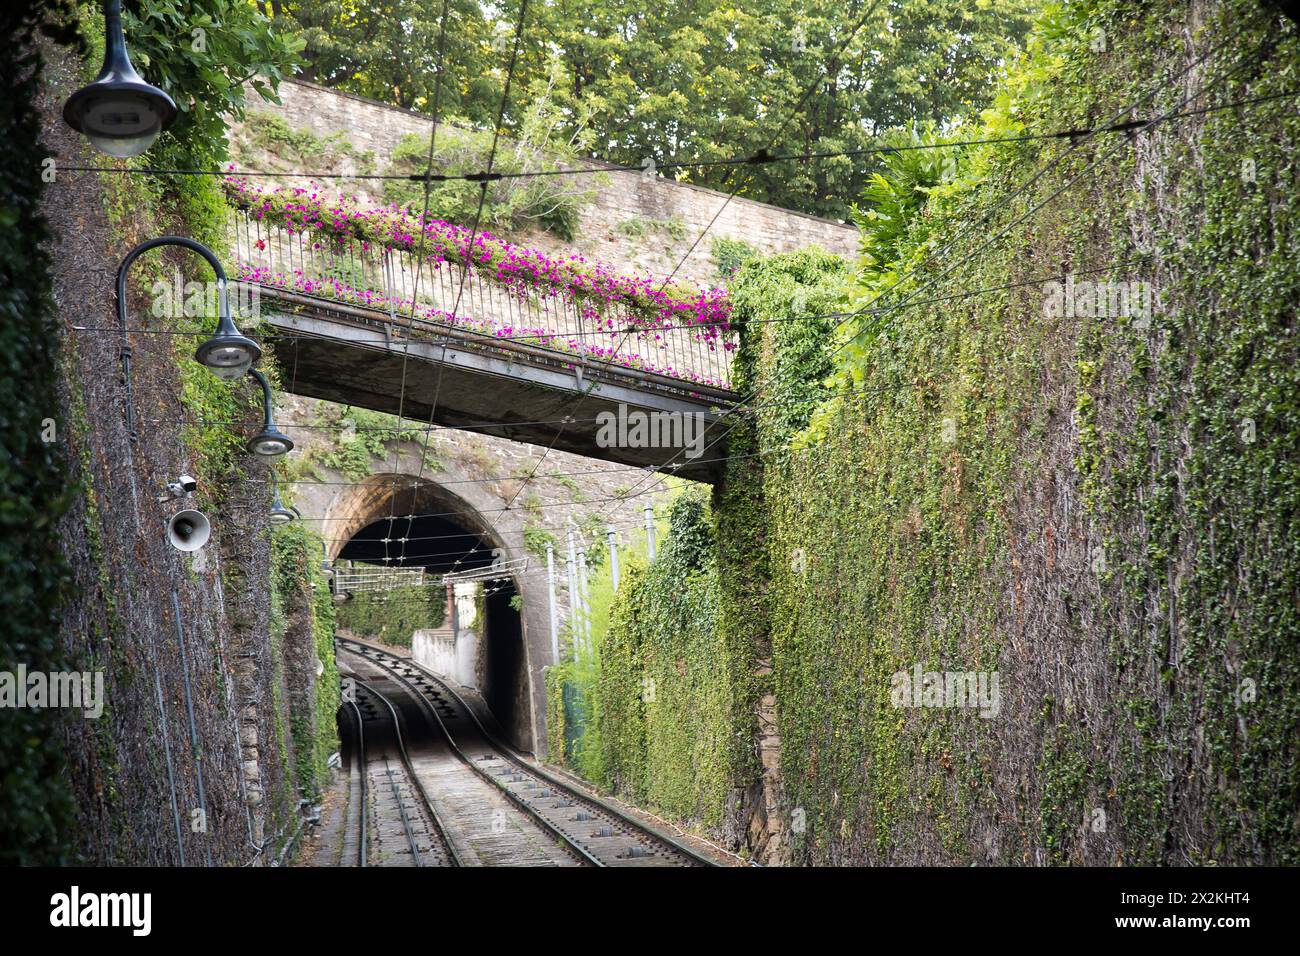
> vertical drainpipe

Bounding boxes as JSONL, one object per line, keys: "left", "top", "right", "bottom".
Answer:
{"left": 545, "top": 542, "right": 560, "bottom": 664}
{"left": 644, "top": 504, "right": 657, "bottom": 561}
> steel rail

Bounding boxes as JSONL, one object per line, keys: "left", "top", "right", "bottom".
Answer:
{"left": 347, "top": 646, "right": 600, "bottom": 866}
{"left": 360, "top": 679, "right": 464, "bottom": 866}
{"left": 345, "top": 696, "right": 368, "bottom": 867}
{"left": 339, "top": 637, "right": 716, "bottom": 866}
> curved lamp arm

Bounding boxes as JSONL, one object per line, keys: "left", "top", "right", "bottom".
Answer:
{"left": 246, "top": 368, "right": 295, "bottom": 458}
{"left": 249, "top": 367, "right": 274, "bottom": 429}
{"left": 116, "top": 236, "right": 234, "bottom": 443}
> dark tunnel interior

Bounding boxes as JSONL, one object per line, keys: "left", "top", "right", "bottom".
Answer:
{"left": 336, "top": 504, "right": 531, "bottom": 750}
{"left": 338, "top": 512, "right": 497, "bottom": 573}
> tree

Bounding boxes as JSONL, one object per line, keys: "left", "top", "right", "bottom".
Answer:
{"left": 122, "top": 0, "right": 304, "bottom": 162}
{"left": 275, "top": 0, "right": 501, "bottom": 124}
{"left": 277, "top": 0, "right": 1035, "bottom": 218}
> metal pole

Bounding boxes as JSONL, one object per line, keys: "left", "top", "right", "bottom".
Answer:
{"left": 545, "top": 542, "right": 560, "bottom": 664}
{"left": 566, "top": 529, "right": 579, "bottom": 658}
{"left": 576, "top": 547, "right": 591, "bottom": 650}
{"left": 644, "top": 504, "right": 657, "bottom": 560}
{"left": 607, "top": 527, "right": 619, "bottom": 590}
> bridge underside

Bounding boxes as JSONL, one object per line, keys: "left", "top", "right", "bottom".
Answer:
{"left": 263, "top": 292, "right": 735, "bottom": 484}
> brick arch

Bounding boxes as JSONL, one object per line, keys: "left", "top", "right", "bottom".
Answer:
{"left": 310, "top": 454, "right": 550, "bottom": 755}
{"left": 321, "top": 471, "right": 510, "bottom": 566}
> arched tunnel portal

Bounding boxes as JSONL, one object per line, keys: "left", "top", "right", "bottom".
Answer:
{"left": 321, "top": 473, "right": 550, "bottom": 755}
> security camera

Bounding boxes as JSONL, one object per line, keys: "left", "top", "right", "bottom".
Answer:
{"left": 160, "top": 474, "right": 198, "bottom": 501}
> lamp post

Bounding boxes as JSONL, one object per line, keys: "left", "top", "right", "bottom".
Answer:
{"left": 246, "top": 368, "right": 294, "bottom": 458}
{"left": 268, "top": 482, "right": 299, "bottom": 524}
{"left": 63, "top": 0, "right": 177, "bottom": 158}
{"left": 116, "top": 236, "right": 261, "bottom": 442}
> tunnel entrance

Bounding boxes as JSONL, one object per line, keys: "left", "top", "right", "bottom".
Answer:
{"left": 326, "top": 474, "right": 535, "bottom": 751}
{"left": 480, "top": 583, "right": 525, "bottom": 743}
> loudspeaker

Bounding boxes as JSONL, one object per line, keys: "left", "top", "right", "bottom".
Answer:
{"left": 167, "top": 510, "right": 211, "bottom": 552}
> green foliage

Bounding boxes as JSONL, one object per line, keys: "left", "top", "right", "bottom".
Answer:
{"left": 710, "top": 236, "right": 759, "bottom": 280}
{"left": 242, "top": 109, "right": 374, "bottom": 171}
{"left": 600, "top": 490, "right": 733, "bottom": 827}
{"left": 336, "top": 584, "right": 446, "bottom": 647}
{"left": 522, "top": 524, "right": 557, "bottom": 560}
{"left": 305, "top": 405, "right": 441, "bottom": 482}
{"left": 380, "top": 82, "right": 598, "bottom": 239}
{"left": 0, "top": 6, "right": 77, "bottom": 865}
{"left": 271, "top": 524, "right": 341, "bottom": 798}
{"left": 285, "top": 0, "right": 1035, "bottom": 218}
{"left": 551, "top": 490, "right": 734, "bottom": 833}
{"left": 616, "top": 215, "right": 686, "bottom": 243}
{"left": 281, "top": 0, "right": 500, "bottom": 120}
{"left": 118, "top": 0, "right": 303, "bottom": 164}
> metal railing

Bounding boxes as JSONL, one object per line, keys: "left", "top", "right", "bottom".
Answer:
{"left": 229, "top": 208, "right": 736, "bottom": 392}
{"left": 440, "top": 556, "right": 531, "bottom": 585}
{"left": 332, "top": 563, "right": 426, "bottom": 594}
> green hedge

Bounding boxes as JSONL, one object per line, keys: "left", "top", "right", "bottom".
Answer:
{"left": 0, "top": 8, "right": 77, "bottom": 866}
{"left": 336, "top": 583, "right": 445, "bottom": 647}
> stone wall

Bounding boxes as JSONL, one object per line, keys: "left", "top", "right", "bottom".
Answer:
{"left": 236, "top": 79, "right": 858, "bottom": 288}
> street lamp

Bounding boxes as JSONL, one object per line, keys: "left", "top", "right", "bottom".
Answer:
{"left": 63, "top": 0, "right": 177, "bottom": 158}
{"left": 193, "top": 278, "right": 262, "bottom": 380}
{"left": 116, "top": 236, "right": 261, "bottom": 441}
{"left": 247, "top": 368, "right": 295, "bottom": 458}
{"left": 268, "top": 483, "right": 299, "bottom": 525}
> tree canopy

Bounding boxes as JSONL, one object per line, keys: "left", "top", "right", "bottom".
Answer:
{"left": 270, "top": 0, "right": 1035, "bottom": 218}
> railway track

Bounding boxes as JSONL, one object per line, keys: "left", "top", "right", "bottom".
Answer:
{"left": 344, "top": 679, "right": 459, "bottom": 867}
{"left": 337, "top": 637, "right": 716, "bottom": 867}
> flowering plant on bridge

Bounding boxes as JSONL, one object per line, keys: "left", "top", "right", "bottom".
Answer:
{"left": 236, "top": 264, "right": 731, "bottom": 389}
{"left": 222, "top": 176, "right": 734, "bottom": 343}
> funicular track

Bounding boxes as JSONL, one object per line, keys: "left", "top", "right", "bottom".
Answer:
{"left": 345, "top": 680, "right": 459, "bottom": 867}
{"left": 337, "top": 638, "right": 716, "bottom": 867}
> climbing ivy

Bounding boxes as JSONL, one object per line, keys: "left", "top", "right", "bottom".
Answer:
{"left": 568, "top": 0, "right": 1300, "bottom": 864}
{"left": 335, "top": 584, "right": 445, "bottom": 647}
{"left": 271, "top": 523, "right": 340, "bottom": 798}
{"left": 0, "top": 4, "right": 78, "bottom": 866}
{"left": 752, "top": 0, "right": 1300, "bottom": 864}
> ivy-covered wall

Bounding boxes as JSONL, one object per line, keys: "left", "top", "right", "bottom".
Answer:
{"left": 744, "top": 0, "right": 1300, "bottom": 864}
{"left": 568, "top": 0, "right": 1300, "bottom": 865}
{"left": 547, "top": 490, "right": 736, "bottom": 836}
{"left": 0, "top": 5, "right": 77, "bottom": 866}
{"left": 271, "top": 524, "right": 340, "bottom": 800}
{"left": 26, "top": 1, "right": 337, "bottom": 863}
